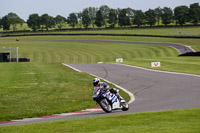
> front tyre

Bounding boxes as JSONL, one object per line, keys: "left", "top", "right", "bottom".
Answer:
{"left": 99, "top": 99, "right": 112, "bottom": 113}
{"left": 121, "top": 102, "right": 129, "bottom": 111}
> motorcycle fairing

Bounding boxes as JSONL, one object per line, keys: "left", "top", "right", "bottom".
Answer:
{"left": 103, "top": 91, "right": 121, "bottom": 109}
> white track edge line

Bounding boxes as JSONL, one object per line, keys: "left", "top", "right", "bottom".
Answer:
{"left": 62, "top": 63, "right": 82, "bottom": 72}
{"left": 112, "top": 63, "right": 200, "bottom": 78}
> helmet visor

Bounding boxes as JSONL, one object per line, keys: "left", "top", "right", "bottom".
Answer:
{"left": 93, "top": 82, "right": 99, "bottom": 86}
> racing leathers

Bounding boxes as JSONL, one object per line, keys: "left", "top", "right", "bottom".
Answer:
{"left": 93, "top": 82, "right": 124, "bottom": 101}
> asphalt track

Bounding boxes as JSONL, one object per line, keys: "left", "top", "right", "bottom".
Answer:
{"left": 0, "top": 40, "right": 198, "bottom": 126}
{"left": 67, "top": 63, "right": 200, "bottom": 113}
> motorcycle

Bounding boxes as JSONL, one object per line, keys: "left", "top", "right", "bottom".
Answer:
{"left": 92, "top": 87, "right": 129, "bottom": 113}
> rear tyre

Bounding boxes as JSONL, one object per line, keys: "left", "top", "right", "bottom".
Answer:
{"left": 99, "top": 99, "right": 112, "bottom": 113}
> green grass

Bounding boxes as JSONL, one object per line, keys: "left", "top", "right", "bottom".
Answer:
{"left": 2, "top": 35, "right": 200, "bottom": 51}
{"left": 0, "top": 62, "right": 130, "bottom": 121}
{"left": 124, "top": 57, "right": 200, "bottom": 75}
{"left": 0, "top": 62, "right": 95, "bottom": 121}
{"left": 1, "top": 35, "right": 200, "bottom": 75}
{"left": 57, "top": 27, "right": 200, "bottom": 37}
{"left": 2, "top": 26, "right": 200, "bottom": 37}
{"left": 0, "top": 40, "right": 179, "bottom": 63}
{"left": 1, "top": 108, "right": 200, "bottom": 133}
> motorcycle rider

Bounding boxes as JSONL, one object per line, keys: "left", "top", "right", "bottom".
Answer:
{"left": 92, "top": 78, "right": 124, "bottom": 101}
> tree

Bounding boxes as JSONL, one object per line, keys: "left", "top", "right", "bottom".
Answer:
{"left": 82, "top": 8, "right": 91, "bottom": 28}
{"left": 174, "top": 6, "right": 189, "bottom": 26}
{"left": 161, "top": 7, "right": 173, "bottom": 26}
{"left": 40, "top": 14, "right": 55, "bottom": 30}
{"left": 145, "top": 9, "right": 156, "bottom": 26}
{"left": 126, "top": 8, "right": 135, "bottom": 18}
{"left": 133, "top": 10, "right": 146, "bottom": 27}
{"left": 1, "top": 13, "right": 24, "bottom": 31}
{"left": 1, "top": 15, "right": 10, "bottom": 30}
{"left": 189, "top": 3, "right": 200, "bottom": 25}
{"left": 7, "top": 12, "right": 24, "bottom": 31}
{"left": 115, "top": 8, "right": 121, "bottom": 27}
{"left": 154, "top": 7, "right": 162, "bottom": 26}
{"left": 108, "top": 9, "right": 117, "bottom": 28}
{"left": 99, "top": 5, "right": 110, "bottom": 28}
{"left": 27, "top": 13, "right": 40, "bottom": 31}
{"left": 88, "top": 7, "right": 97, "bottom": 28}
{"left": 118, "top": 9, "right": 131, "bottom": 27}
{"left": 95, "top": 10, "right": 103, "bottom": 28}
{"left": 54, "top": 15, "right": 67, "bottom": 29}
{"left": 67, "top": 13, "right": 78, "bottom": 28}
{"left": 126, "top": 8, "right": 135, "bottom": 25}
{"left": 77, "top": 12, "right": 83, "bottom": 28}
{"left": 0, "top": 18, "right": 3, "bottom": 29}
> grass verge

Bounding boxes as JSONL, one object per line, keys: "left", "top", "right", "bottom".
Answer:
{"left": 2, "top": 35, "right": 200, "bottom": 51}
{"left": 0, "top": 62, "right": 129, "bottom": 121}
{"left": 2, "top": 27, "right": 200, "bottom": 37}
{"left": 0, "top": 108, "right": 200, "bottom": 133}
{"left": 122, "top": 57, "right": 200, "bottom": 75}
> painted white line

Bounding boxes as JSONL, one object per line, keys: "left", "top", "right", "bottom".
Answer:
{"left": 185, "top": 45, "right": 196, "bottom": 52}
{"left": 62, "top": 63, "right": 82, "bottom": 72}
{"left": 113, "top": 63, "right": 200, "bottom": 78}
{"left": 59, "top": 113, "right": 77, "bottom": 116}
{"left": 11, "top": 120, "right": 24, "bottom": 122}
{"left": 63, "top": 63, "right": 135, "bottom": 104}
{"left": 98, "top": 62, "right": 103, "bottom": 64}
{"left": 85, "top": 109, "right": 102, "bottom": 112}
{"left": 12, "top": 118, "right": 42, "bottom": 122}
{"left": 170, "top": 42, "right": 196, "bottom": 52}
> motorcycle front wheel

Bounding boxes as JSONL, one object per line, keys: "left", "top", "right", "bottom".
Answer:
{"left": 99, "top": 98, "right": 112, "bottom": 113}
{"left": 121, "top": 102, "right": 129, "bottom": 111}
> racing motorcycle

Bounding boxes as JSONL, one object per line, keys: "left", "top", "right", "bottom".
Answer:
{"left": 93, "top": 87, "right": 129, "bottom": 113}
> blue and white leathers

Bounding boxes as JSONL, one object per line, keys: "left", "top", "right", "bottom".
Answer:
{"left": 93, "top": 86, "right": 129, "bottom": 113}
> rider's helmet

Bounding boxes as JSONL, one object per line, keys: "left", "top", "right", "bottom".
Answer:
{"left": 93, "top": 78, "right": 100, "bottom": 86}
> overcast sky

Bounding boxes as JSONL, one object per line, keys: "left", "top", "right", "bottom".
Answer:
{"left": 1, "top": 0, "right": 199, "bottom": 20}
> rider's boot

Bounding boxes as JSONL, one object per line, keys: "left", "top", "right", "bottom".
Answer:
{"left": 111, "top": 88, "right": 125, "bottom": 102}
{"left": 116, "top": 93, "right": 125, "bottom": 102}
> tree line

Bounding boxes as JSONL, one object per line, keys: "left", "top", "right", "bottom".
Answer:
{"left": 0, "top": 3, "right": 200, "bottom": 31}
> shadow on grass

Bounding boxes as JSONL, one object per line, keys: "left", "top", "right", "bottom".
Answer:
{"left": 179, "top": 52, "right": 200, "bottom": 56}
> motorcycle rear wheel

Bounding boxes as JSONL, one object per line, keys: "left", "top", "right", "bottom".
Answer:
{"left": 99, "top": 99, "right": 112, "bottom": 113}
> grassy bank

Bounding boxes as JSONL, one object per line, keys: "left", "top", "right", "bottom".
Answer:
{"left": 2, "top": 26, "right": 200, "bottom": 37}
{"left": 1, "top": 35, "right": 200, "bottom": 75}
{"left": 0, "top": 62, "right": 96, "bottom": 121}
{"left": 0, "top": 39, "right": 179, "bottom": 63}
{"left": 2, "top": 35, "right": 200, "bottom": 51}
{"left": 1, "top": 108, "right": 200, "bottom": 133}
{"left": 54, "top": 27, "right": 200, "bottom": 37}
{"left": 0, "top": 62, "right": 130, "bottom": 121}
{"left": 124, "top": 57, "right": 200, "bottom": 75}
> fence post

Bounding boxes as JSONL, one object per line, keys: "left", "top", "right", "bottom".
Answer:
{"left": 16, "top": 47, "right": 19, "bottom": 62}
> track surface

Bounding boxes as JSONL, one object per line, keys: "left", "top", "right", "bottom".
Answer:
{"left": 67, "top": 63, "right": 200, "bottom": 113}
